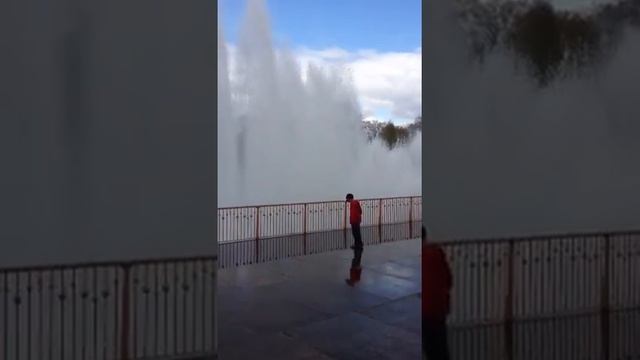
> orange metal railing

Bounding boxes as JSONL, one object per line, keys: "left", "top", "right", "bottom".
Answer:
{"left": 217, "top": 196, "right": 422, "bottom": 243}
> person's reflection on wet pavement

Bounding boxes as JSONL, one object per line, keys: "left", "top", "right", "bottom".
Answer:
{"left": 345, "top": 246, "right": 363, "bottom": 286}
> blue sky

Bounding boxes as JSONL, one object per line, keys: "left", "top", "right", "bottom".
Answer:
{"left": 219, "top": 0, "right": 422, "bottom": 124}
{"left": 219, "top": 0, "right": 421, "bottom": 53}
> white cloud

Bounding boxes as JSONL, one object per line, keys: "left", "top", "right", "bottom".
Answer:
{"left": 296, "top": 47, "right": 422, "bottom": 123}
{"left": 224, "top": 42, "right": 421, "bottom": 124}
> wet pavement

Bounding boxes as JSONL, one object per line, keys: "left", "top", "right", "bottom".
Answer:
{"left": 216, "top": 230, "right": 640, "bottom": 359}
{"left": 217, "top": 237, "right": 422, "bottom": 359}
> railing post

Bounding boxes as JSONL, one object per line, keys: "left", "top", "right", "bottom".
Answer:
{"left": 504, "top": 239, "right": 514, "bottom": 322}
{"left": 343, "top": 202, "right": 348, "bottom": 249}
{"left": 601, "top": 234, "right": 611, "bottom": 360}
{"left": 303, "top": 204, "right": 307, "bottom": 255}
{"left": 255, "top": 207, "right": 260, "bottom": 263}
{"left": 408, "top": 198, "right": 413, "bottom": 238}
{"left": 343, "top": 202, "right": 347, "bottom": 232}
{"left": 378, "top": 199, "right": 383, "bottom": 235}
{"left": 601, "top": 234, "right": 610, "bottom": 313}
{"left": 120, "top": 264, "right": 131, "bottom": 360}
{"left": 504, "top": 239, "right": 514, "bottom": 360}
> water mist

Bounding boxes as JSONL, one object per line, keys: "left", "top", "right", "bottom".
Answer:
{"left": 218, "top": 0, "right": 422, "bottom": 207}
{"left": 424, "top": 0, "right": 640, "bottom": 240}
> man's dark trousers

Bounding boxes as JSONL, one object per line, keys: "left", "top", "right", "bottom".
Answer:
{"left": 351, "top": 223, "right": 363, "bottom": 249}
{"left": 423, "top": 317, "right": 450, "bottom": 360}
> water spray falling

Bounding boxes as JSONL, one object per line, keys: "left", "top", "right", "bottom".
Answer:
{"left": 424, "top": 0, "right": 640, "bottom": 240}
{"left": 218, "top": 0, "right": 421, "bottom": 206}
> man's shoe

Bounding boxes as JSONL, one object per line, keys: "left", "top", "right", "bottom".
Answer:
{"left": 345, "top": 279, "right": 356, "bottom": 286}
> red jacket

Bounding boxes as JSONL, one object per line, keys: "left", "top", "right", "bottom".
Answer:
{"left": 422, "top": 244, "right": 452, "bottom": 320}
{"left": 349, "top": 200, "right": 362, "bottom": 224}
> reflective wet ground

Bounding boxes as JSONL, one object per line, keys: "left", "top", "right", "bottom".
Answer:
{"left": 218, "top": 232, "right": 640, "bottom": 359}
{"left": 217, "top": 238, "right": 422, "bottom": 359}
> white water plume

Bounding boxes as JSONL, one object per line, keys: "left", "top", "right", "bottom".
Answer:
{"left": 424, "top": 0, "right": 640, "bottom": 240}
{"left": 217, "top": 0, "right": 422, "bottom": 207}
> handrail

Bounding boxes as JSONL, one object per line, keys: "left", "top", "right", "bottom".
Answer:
{"left": 431, "top": 228, "right": 640, "bottom": 246}
{"left": 217, "top": 195, "right": 423, "bottom": 243}
{"left": 218, "top": 195, "right": 422, "bottom": 210}
{"left": 0, "top": 254, "right": 218, "bottom": 273}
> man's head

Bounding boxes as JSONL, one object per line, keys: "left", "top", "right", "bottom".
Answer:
{"left": 345, "top": 193, "right": 354, "bottom": 203}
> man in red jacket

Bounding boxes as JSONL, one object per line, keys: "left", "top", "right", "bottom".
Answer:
{"left": 345, "top": 193, "right": 364, "bottom": 286}
{"left": 422, "top": 226, "right": 452, "bottom": 360}
{"left": 346, "top": 193, "right": 363, "bottom": 250}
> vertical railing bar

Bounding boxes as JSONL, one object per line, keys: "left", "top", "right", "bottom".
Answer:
{"left": 200, "top": 260, "right": 206, "bottom": 352}
{"left": 15, "top": 272, "right": 21, "bottom": 360}
{"left": 626, "top": 235, "right": 632, "bottom": 308}
{"left": 378, "top": 199, "right": 382, "bottom": 232}
{"left": 2, "top": 272, "right": 7, "bottom": 360}
{"left": 255, "top": 207, "right": 260, "bottom": 264}
{"left": 553, "top": 239, "right": 559, "bottom": 315}
{"left": 408, "top": 198, "right": 413, "bottom": 238}
{"left": 142, "top": 264, "right": 149, "bottom": 358}
{"left": 192, "top": 263, "right": 197, "bottom": 352}
{"left": 303, "top": 204, "right": 308, "bottom": 255}
{"left": 48, "top": 269, "right": 54, "bottom": 360}
{"left": 584, "top": 237, "right": 590, "bottom": 311}
{"left": 591, "top": 236, "right": 597, "bottom": 311}
{"left": 537, "top": 241, "right": 543, "bottom": 316}
{"left": 547, "top": 238, "right": 552, "bottom": 314}
{"left": 173, "top": 262, "right": 178, "bottom": 355}
{"left": 484, "top": 242, "right": 489, "bottom": 322}
{"left": 27, "top": 271, "right": 32, "bottom": 360}
{"left": 102, "top": 268, "right": 110, "bottom": 360}
{"left": 474, "top": 243, "right": 480, "bottom": 320}
{"left": 92, "top": 267, "right": 98, "bottom": 360}
{"left": 504, "top": 239, "right": 514, "bottom": 360}
{"left": 71, "top": 268, "right": 78, "bottom": 360}
{"left": 602, "top": 235, "right": 611, "bottom": 360}
{"left": 602, "top": 234, "right": 610, "bottom": 313}
{"left": 163, "top": 263, "right": 169, "bottom": 356}
{"left": 572, "top": 237, "right": 577, "bottom": 312}
{"left": 634, "top": 236, "right": 639, "bottom": 306}
{"left": 529, "top": 241, "right": 536, "bottom": 317}
{"left": 120, "top": 264, "right": 131, "bottom": 360}
{"left": 132, "top": 266, "right": 138, "bottom": 358}
{"left": 113, "top": 267, "right": 119, "bottom": 360}
{"left": 559, "top": 239, "right": 566, "bottom": 313}
{"left": 210, "top": 260, "right": 216, "bottom": 353}
{"left": 571, "top": 237, "right": 577, "bottom": 312}
{"left": 81, "top": 269, "right": 87, "bottom": 360}
{"left": 154, "top": 264, "right": 159, "bottom": 356}
{"left": 59, "top": 269, "right": 66, "bottom": 360}
{"left": 181, "top": 262, "right": 187, "bottom": 355}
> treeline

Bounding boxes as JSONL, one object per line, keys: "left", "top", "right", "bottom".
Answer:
{"left": 455, "top": 0, "right": 640, "bottom": 86}
{"left": 362, "top": 117, "right": 422, "bottom": 150}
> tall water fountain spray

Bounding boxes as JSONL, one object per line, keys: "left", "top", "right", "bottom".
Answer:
{"left": 424, "top": 0, "right": 640, "bottom": 240}
{"left": 218, "top": 0, "right": 422, "bottom": 206}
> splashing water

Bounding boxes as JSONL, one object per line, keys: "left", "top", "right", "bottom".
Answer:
{"left": 218, "top": 0, "right": 421, "bottom": 207}
{"left": 424, "top": 0, "right": 640, "bottom": 240}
